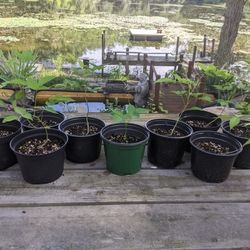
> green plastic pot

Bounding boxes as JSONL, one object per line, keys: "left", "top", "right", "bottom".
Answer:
{"left": 101, "top": 123, "right": 149, "bottom": 175}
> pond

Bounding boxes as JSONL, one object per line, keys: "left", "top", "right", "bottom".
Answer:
{"left": 0, "top": 1, "right": 249, "bottom": 65}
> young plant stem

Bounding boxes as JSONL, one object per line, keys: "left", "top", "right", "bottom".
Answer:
{"left": 170, "top": 82, "right": 195, "bottom": 136}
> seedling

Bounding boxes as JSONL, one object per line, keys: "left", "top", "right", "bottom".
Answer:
{"left": 156, "top": 71, "right": 212, "bottom": 135}
{"left": 0, "top": 74, "right": 73, "bottom": 145}
{"left": 111, "top": 103, "right": 148, "bottom": 138}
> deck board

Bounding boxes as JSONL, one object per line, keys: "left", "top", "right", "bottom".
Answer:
{"left": 1, "top": 204, "right": 250, "bottom": 249}
{"left": 1, "top": 169, "right": 250, "bottom": 206}
{"left": 1, "top": 113, "right": 250, "bottom": 249}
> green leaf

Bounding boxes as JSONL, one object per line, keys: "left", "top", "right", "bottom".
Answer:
{"left": 14, "top": 91, "right": 25, "bottom": 101}
{"left": 171, "top": 90, "right": 186, "bottom": 96}
{"left": 229, "top": 116, "right": 241, "bottom": 130}
{"left": 43, "top": 107, "right": 58, "bottom": 114}
{"left": 13, "top": 106, "right": 32, "bottom": 120}
{"left": 198, "top": 95, "right": 212, "bottom": 102}
{"left": 4, "top": 78, "right": 27, "bottom": 86}
{"left": 244, "top": 139, "right": 250, "bottom": 147}
{"left": 0, "top": 99, "right": 5, "bottom": 107}
{"left": 3, "top": 115, "right": 19, "bottom": 123}
{"left": 111, "top": 109, "right": 124, "bottom": 123}
{"left": 156, "top": 78, "right": 175, "bottom": 84}
{"left": 127, "top": 103, "right": 136, "bottom": 114}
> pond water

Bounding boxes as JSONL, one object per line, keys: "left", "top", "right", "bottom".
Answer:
{"left": 0, "top": 1, "right": 249, "bottom": 65}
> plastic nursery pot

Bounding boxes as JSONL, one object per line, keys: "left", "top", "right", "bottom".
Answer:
{"left": 0, "top": 119, "right": 21, "bottom": 170}
{"left": 190, "top": 131, "right": 242, "bottom": 183}
{"left": 181, "top": 109, "right": 218, "bottom": 119}
{"left": 222, "top": 120, "right": 250, "bottom": 169}
{"left": 101, "top": 123, "right": 149, "bottom": 175}
{"left": 10, "top": 128, "right": 68, "bottom": 184}
{"left": 145, "top": 119, "right": 193, "bottom": 169}
{"left": 180, "top": 111, "right": 221, "bottom": 152}
{"left": 59, "top": 117, "right": 105, "bottom": 163}
{"left": 20, "top": 110, "right": 65, "bottom": 131}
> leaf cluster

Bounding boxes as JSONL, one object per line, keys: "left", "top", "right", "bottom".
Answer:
{"left": 0, "top": 50, "right": 38, "bottom": 82}
{"left": 111, "top": 104, "right": 149, "bottom": 123}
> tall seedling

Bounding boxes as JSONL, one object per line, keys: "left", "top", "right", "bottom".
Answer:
{"left": 156, "top": 71, "right": 212, "bottom": 135}
{"left": 111, "top": 103, "right": 148, "bottom": 140}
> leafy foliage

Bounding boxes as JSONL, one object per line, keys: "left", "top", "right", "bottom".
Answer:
{"left": 156, "top": 71, "right": 212, "bottom": 106}
{"left": 0, "top": 50, "right": 38, "bottom": 82}
{"left": 109, "top": 64, "right": 129, "bottom": 81}
{"left": 111, "top": 104, "right": 149, "bottom": 123}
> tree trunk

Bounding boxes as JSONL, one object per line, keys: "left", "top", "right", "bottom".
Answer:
{"left": 215, "top": 0, "right": 246, "bottom": 68}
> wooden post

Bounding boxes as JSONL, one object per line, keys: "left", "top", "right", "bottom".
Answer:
{"left": 192, "top": 46, "right": 197, "bottom": 63}
{"left": 187, "top": 46, "right": 197, "bottom": 78}
{"left": 211, "top": 39, "right": 215, "bottom": 62}
{"left": 125, "top": 47, "right": 129, "bottom": 75}
{"left": 174, "top": 37, "right": 180, "bottom": 70}
{"left": 154, "top": 75, "right": 161, "bottom": 111}
{"left": 179, "top": 53, "right": 184, "bottom": 63}
{"left": 114, "top": 52, "right": 117, "bottom": 61}
{"left": 149, "top": 61, "right": 153, "bottom": 91}
{"left": 203, "top": 34, "right": 207, "bottom": 58}
{"left": 137, "top": 52, "right": 140, "bottom": 61}
{"left": 101, "top": 30, "right": 106, "bottom": 76}
{"left": 143, "top": 53, "right": 148, "bottom": 73}
{"left": 187, "top": 61, "right": 194, "bottom": 79}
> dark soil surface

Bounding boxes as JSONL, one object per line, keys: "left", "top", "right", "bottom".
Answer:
{"left": 195, "top": 141, "right": 230, "bottom": 154}
{"left": 25, "top": 118, "right": 58, "bottom": 128}
{"left": 152, "top": 127, "right": 184, "bottom": 137}
{"left": 185, "top": 119, "right": 211, "bottom": 128}
{"left": 107, "top": 133, "right": 142, "bottom": 143}
{"left": 231, "top": 125, "right": 250, "bottom": 138}
{"left": 17, "top": 138, "right": 64, "bottom": 156}
{"left": 0, "top": 129, "right": 14, "bottom": 138}
{"left": 65, "top": 124, "right": 99, "bottom": 136}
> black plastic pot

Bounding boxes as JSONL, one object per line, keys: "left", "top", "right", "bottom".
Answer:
{"left": 10, "top": 128, "right": 68, "bottom": 184}
{"left": 190, "top": 131, "right": 242, "bottom": 183}
{"left": 0, "top": 119, "right": 21, "bottom": 170}
{"left": 20, "top": 110, "right": 65, "bottom": 131}
{"left": 180, "top": 110, "right": 221, "bottom": 152}
{"left": 222, "top": 120, "right": 250, "bottom": 169}
{"left": 181, "top": 109, "right": 218, "bottom": 119}
{"left": 145, "top": 119, "right": 193, "bottom": 169}
{"left": 101, "top": 123, "right": 149, "bottom": 175}
{"left": 59, "top": 117, "right": 105, "bottom": 163}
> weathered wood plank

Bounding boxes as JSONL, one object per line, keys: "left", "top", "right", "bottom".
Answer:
{"left": 1, "top": 203, "right": 250, "bottom": 249}
{"left": 1, "top": 169, "right": 250, "bottom": 206}
{"left": 7, "top": 151, "right": 191, "bottom": 171}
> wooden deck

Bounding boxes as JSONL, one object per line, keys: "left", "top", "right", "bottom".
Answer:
{"left": 1, "top": 114, "right": 250, "bottom": 249}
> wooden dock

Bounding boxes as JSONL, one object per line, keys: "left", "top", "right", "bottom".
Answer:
{"left": 102, "top": 31, "right": 216, "bottom": 77}
{"left": 129, "top": 29, "right": 164, "bottom": 42}
{"left": 1, "top": 113, "right": 250, "bottom": 249}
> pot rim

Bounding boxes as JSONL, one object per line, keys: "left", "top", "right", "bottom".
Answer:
{"left": 145, "top": 118, "right": 193, "bottom": 139}
{"left": 101, "top": 122, "right": 149, "bottom": 146}
{"left": 10, "top": 128, "right": 68, "bottom": 157}
{"left": 180, "top": 115, "right": 222, "bottom": 129}
{"left": 190, "top": 130, "right": 243, "bottom": 157}
{"left": 221, "top": 120, "right": 249, "bottom": 141}
{"left": 20, "top": 110, "right": 65, "bottom": 129}
{"left": 0, "top": 119, "right": 21, "bottom": 141}
{"left": 59, "top": 116, "right": 105, "bottom": 138}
